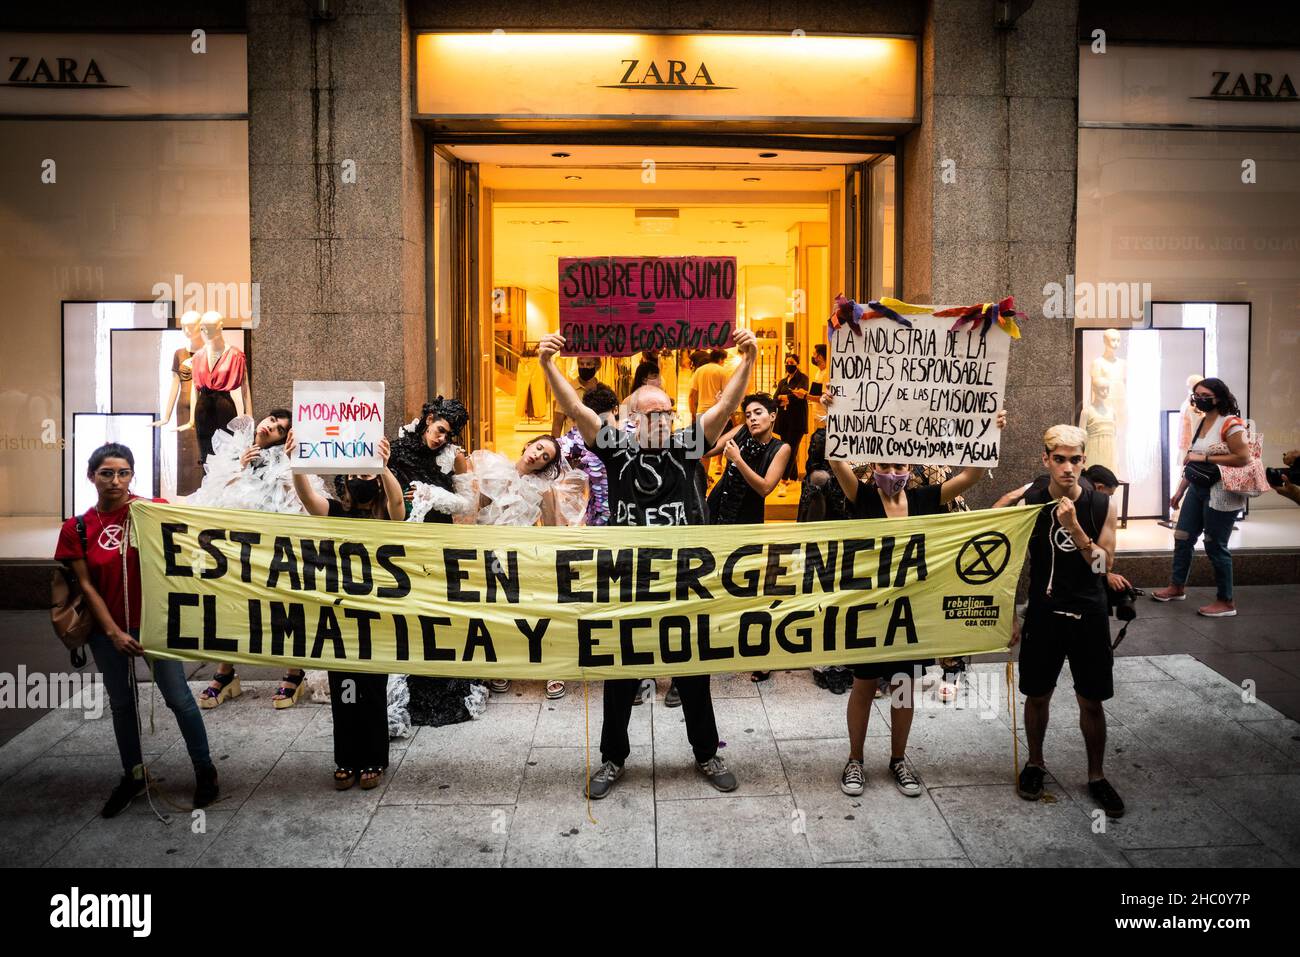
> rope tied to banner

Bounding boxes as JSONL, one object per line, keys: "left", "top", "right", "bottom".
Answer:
{"left": 1005, "top": 659, "right": 1020, "bottom": 790}
{"left": 584, "top": 678, "right": 597, "bottom": 826}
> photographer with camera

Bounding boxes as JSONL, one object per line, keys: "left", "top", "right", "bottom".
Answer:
{"left": 1152, "top": 378, "right": 1251, "bottom": 617}
{"left": 1267, "top": 449, "right": 1300, "bottom": 506}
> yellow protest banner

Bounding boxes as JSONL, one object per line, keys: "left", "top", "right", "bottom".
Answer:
{"left": 133, "top": 500, "right": 1043, "bottom": 680}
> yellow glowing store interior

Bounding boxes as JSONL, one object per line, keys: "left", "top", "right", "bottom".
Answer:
{"left": 430, "top": 144, "right": 896, "bottom": 514}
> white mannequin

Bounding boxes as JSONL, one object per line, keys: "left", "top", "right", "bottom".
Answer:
{"left": 1177, "top": 372, "right": 1205, "bottom": 458}
{"left": 1089, "top": 327, "right": 1127, "bottom": 454}
{"left": 154, "top": 310, "right": 203, "bottom": 428}
{"left": 1078, "top": 379, "right": 1117, "bottom": 472}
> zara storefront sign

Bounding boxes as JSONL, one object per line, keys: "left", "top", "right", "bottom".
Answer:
{"left": 604, "top": 59, "right": 729, "bottom": 90}
{"left": 4, "top": 55, "right": 121, "bottom": 88}
{"left": 1197, "top": 71, "right": 1298, "bottom": 101}
{"left": 1079, "top": 45, "right": 1300, "bottom": 129}
{"left": 414, "top": 32, "right": 917, "bottom": 131}
{"left": 0, "top": 33, "right": 246, "bottom": 116}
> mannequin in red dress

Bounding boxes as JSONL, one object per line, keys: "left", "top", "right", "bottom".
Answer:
{"left": 178, "top": 312, "right": 252, "bottom": 462}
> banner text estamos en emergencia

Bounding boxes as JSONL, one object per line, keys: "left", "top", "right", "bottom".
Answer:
{"left": 132, "top": 500, "right": 1044, "bottom": 680}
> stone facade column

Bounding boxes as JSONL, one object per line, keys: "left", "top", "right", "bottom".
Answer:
{"left": 246, "top": 0, "right": 425, "bottom": 430}
{"left": 903, "top": 0, "right": 1079, "bottom": 505}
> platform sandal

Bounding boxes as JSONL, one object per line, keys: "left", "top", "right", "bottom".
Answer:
{"left": 334, "top": 767, "right": 357, "bottom": 791}
{"left": 359, "top": 767, "right": 385, "bottom": 790}
{"left": 198, "top": 670, "right": 241, "bottom": 710}
{"left": 272, "top": 670, "right": 307, "bottom": 710}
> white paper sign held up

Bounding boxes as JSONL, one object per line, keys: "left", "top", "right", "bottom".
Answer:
{"left": 291, "top": 381, "right": 385, "bottom": 474}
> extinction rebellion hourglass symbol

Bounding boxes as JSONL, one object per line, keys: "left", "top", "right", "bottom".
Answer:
{"left": 955, "top": 532, "right": 1010, "bottom": 585}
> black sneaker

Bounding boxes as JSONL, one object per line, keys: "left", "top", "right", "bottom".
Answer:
{"left": 1088, "top": 778, "right": 1125, "bottom": 818}
{"left": 664, "top": 681, "right": 681, "bottom": 708}
{"left": 840, "top": 759, "right": 865, "bottom": 796}
{"left": 586, "top": 760, "right": 624, "bottom": 800}
{"left": 193, "top": 763, "right": 219, "bottom": 809}
{"left": 696, "top": 755, "right": 738, "bottom": 792}
{"left": 888, "top": 758, "right": 922, "bottom": 797}
{"left": 101, "top": 773, "right": 147, "bottom": 818}
{"left": 1017, "top": 763, "right": 1046, "bottom": 801}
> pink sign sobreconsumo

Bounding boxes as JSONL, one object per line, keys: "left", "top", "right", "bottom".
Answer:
{"left": 557, "top": 255, "right": 738, "bottom": 356}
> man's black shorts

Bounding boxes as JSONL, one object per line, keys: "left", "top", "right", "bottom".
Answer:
{"left": 851, "top": 658, "right": 934, "bottom": 683}
{"left": 1018, "top": 606, "right": 1113, "bottom": 702}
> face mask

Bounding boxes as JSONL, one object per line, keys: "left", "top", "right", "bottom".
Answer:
{"left": 1192, "top": 395, "right": 1216, "bottom": 413}
{"left": 577, "top": 366, "right": 596, "bottom": 382}
{"left": 347, "top": 478, "right": 379, "bottom": 505}
{"left": 873, "top": 470, "right": 909, "bottom": 496}
{"left": 786, "top": 363, "right": 797, "bottom": 373}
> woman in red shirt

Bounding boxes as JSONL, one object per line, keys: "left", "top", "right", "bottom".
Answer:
{"left": 55, "top": 443, "right": 218, "bottom": 818}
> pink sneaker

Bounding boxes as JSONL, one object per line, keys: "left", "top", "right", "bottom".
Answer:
{"left": 1197, "top": 600, "right": 1237, "bottom": 618}
{"left": 1151, "top": 585, "right": 1186, "bottom": 602}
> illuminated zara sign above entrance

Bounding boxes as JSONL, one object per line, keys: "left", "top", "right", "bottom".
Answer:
{"left": 602, "top": 59, "right": 731, "bottom": 90}
{"left": 415, "top": 32, "right": 918, "bottom": 132}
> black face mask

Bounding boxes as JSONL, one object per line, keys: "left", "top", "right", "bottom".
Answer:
{"left": 1193, "top": 395, "right": 1217, "bottom": 413}
{"left": 577, "top": 366, "right": 596, "bottom": 382}
{"left": 786, "top": 363, "right": 797, "bottom": 373}
{"left": 346, "top": 478, "right": 380, "bottom": 505}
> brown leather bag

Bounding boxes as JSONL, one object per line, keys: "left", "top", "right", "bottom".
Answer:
{"left": 51, "top": 514, "right": 92, "bottom": 668}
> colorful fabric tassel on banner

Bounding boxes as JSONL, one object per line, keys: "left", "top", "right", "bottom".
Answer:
{"left": 865, "top": 297, "right": 931, "bottom": 328}
{"left": 829, "top": 295, "right": 933, "bottom": 334}
{"left": 932, "top": 297, "right": 1024, "bottom": 340}
{"left": 829, "top": 293, "right": 866, "bottom": 335}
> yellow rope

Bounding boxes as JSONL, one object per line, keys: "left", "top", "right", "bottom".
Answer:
{"left": 584, "top": 678, "right": 597, "bottom": 825}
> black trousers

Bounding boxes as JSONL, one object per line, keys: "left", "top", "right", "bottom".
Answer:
{"left": 781, "top": 429, "right": 805, "bottom": 480}
{"left": 600, "top": 675, "right": 719, "bottom": 766}
{"left": 328, "top": 671, "right": 389, "bottom": 771}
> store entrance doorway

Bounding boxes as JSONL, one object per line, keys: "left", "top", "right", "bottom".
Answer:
{"left": 429, "top": 143, "right": 896, "bottom": 495}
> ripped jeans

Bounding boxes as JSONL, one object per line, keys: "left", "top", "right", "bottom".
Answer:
{"left": 1171, "top": 483, "right": 1235, "bottom": 601}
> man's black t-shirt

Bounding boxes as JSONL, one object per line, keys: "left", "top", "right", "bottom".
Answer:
{"left": 1022, "top": 484, "right": 1108, "bottom": 615}
{"left": 852, "top": 480, "right": 945, "bottom": 519}
{"left": 590, "top": 422, "right": 707, "bottom": 526}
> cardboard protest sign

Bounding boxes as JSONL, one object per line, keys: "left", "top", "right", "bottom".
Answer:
{"left": 558, "top": 256, "right": 737, "bottom": 356}
{"left": 826, "top": 313, "right": 1011, "bottom": 467}
{"left": 290, "top": 381, "right": 385, "bottom": 474}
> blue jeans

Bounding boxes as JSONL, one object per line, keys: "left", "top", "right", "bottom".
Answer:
{"left": 1171, "top": 483, "right": 1235, "bottom": 601}
{"left": 88, "top": 631, "right": 212, "bottom": 774}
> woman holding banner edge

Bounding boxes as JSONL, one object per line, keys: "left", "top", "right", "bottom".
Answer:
{"left": 289, "top": 431, "right": 404, "bottom": 791}
{"left": 825, "top": 394, "right": 1007, "bottom": 797}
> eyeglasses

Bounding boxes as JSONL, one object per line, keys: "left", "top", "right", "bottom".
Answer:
{"left": 640, "top": 410, "right": 676, "bottom": 422}
{"left": 94, "top": 469, "right": 134, "bottom": 480}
